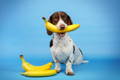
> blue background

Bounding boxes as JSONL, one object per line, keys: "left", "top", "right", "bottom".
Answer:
{"left": 0, "top": 0, "right": 120, "bottom": 80}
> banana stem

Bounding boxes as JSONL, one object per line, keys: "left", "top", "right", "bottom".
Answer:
{"left": 20, "top": 55, "right": 26, "bottom": 62}
{"left": 42, "top": 17, "right": 47, "bottom": 22}
{"left": 21, "top": 72, "right": 25, "bottom": 75}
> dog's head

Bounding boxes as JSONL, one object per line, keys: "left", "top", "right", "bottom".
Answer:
{"left": 47, "top": 11, "right": 73, "bottom": 37}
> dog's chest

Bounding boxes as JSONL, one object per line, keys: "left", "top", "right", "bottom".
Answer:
{"left": 57, "top": 41, "right": 71, "bottom": 53}
{"left": 52, "top": 38, "right": 73, "bottom": 62}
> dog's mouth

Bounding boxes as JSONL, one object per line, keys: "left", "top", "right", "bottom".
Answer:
{"left": 57, "top": 33, "right": 66, "bottom": 37}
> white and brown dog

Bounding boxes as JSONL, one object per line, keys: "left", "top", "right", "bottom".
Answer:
{"left": 46, "top": 11, "right": 88, "bottom": 75}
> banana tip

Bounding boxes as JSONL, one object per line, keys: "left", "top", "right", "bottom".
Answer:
{"left": 21, "top": 72, "right": 25, "bottom": 75}
{"left": 42, "top": 17, "right": 46, "bottom": 21}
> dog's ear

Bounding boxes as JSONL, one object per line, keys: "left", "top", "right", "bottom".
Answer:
{"left": 46, "top": 29, "right": 53, "bottom": 35}
{"left": 67, "top": 15, "right": 73, "bottom": 25}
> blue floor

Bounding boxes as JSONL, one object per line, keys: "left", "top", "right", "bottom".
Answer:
{"left": 1, "top": 56, "right": 120, "bottom": 80}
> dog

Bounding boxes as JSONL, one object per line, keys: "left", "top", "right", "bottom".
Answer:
{"left": 46, "top": 11, "right": 88, "bottom": 75}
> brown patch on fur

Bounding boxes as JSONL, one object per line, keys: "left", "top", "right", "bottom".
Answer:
{"left": 50, "top": 39, "right": 53, "bottom": 47}
{"left": 47, "top": 29, "right": 53, "bottom": 35}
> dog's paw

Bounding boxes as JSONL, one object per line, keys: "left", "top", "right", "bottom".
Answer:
{"left": 82, "top": 60, "right": 88, "bottom": 63}
{"left": 56, "top": 69, "right": 61, "bottom": 73}
{"left": 66, "top": 71, "right": 74, "bottom": 75}
{"left": 55, "top": 66, "right": 61, "bottom": 73}
{"left": 66, "top": 69, "right": 74, "bottom": 75}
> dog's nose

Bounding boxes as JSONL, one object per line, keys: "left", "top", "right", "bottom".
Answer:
{"left": 60, "top": 24, "right": 65, "bottom": 30}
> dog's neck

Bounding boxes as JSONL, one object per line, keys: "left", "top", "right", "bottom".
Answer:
{"left": 53, "top": 33, "right": 70, "bottom": 46}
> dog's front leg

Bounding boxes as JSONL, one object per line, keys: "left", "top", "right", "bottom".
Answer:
{"left": 66, "top": 54, "right": 74, "bottom": 75}
{"left": 66, "top": 61, "right": 74, "bottom": 75}
{"left": 51, "top": 53, "right": 61, "bottom": 73}
{"left": 55, "top": 61, "right": 61, "bottom": 73}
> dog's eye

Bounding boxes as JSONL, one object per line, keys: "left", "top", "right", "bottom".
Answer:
{"left": 52, "top": 18, "right": 58, "bottom": 24}
{"left": 62, "top": 17, "right": 68, "bottom": 24}
{"left": 63, "top": 17, "right": 67, "bottom": 20}
{"left": 61, "top": 15, "right": 67, "bottom": 21}
{"left": 54, "top": 18, "right": 58, "bottom": 22}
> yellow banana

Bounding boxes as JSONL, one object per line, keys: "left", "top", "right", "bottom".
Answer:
{"left": 21, "top": 70, "right": 57, "bottom": 77}
{"left": 20, "top": 55, "right": 53, "bottom": 71}
{"left": 42, "top": 17, "right": 80, "bottom": 33}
